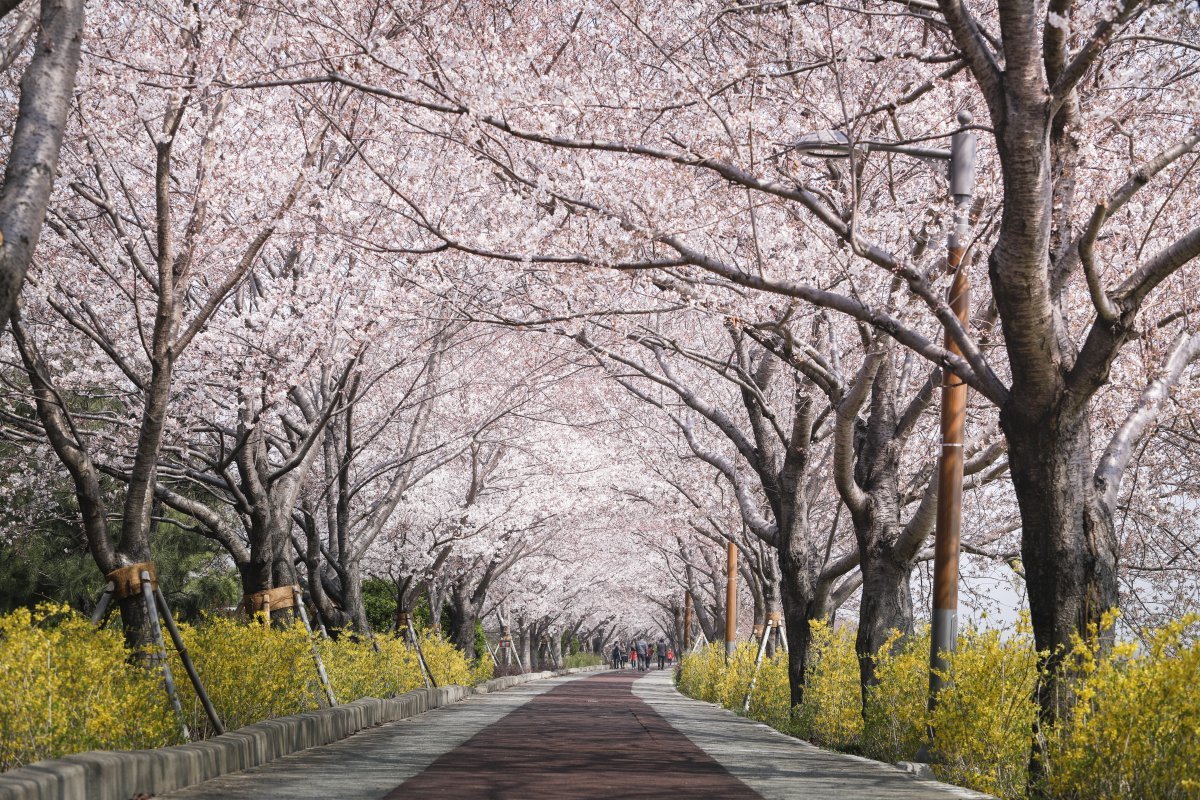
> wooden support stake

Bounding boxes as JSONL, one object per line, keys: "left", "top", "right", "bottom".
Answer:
{"left": 407, "top": 616, "right": 437, "bottom": 689}
{"left": 90, "top": 581, "right": 115, "bottom": 626}
{"left": 742, "top": 615, "right": 782, "bottom": 713}
{"left": 140, "top": 570, "right": 190, "bottom": 742}
{"left": 155, "top": 586, "right": 224, "bottom": 735}
{"left": 293, "top": 586, "right": 337, "bottom": 707}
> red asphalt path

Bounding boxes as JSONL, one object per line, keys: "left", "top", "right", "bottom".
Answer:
{"left": 385, "top": 671, "right": 762, "bottom": 799}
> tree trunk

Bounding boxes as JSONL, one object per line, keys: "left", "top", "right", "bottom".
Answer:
{"left": 776, "top": 544, "right": 817, "bottom": 708}
{"left": 854, "top": 533, "right": 914, "bottom": 696}
{"left": 518, "top": 619, "right": 531, "bottom": 672}
{"left": 446, "top": 582, "right": 478, "bottom": 660}
{"left": 340, "top": 559, "right": 370, "bottom": 634}
{"left": 1002, "top": 403, "right": 1119, "bottom": 720}
{"left": 550, "top": 628, "right": 564, "bottom": 669}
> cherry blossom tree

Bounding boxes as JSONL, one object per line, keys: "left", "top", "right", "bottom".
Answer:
{"left": 2, "top": 2, "right": 322, "bottom": 646}
{"left": 254, "top": 0, "right": 1200, "bottom": 726}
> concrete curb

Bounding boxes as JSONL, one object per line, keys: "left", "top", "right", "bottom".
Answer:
{"left": 0, "top": 665, "right": 606, "bottom": 800}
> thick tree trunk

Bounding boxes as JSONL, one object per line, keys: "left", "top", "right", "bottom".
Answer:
{"left": 239, "top": 522, "right": 299, "bottom": 626}
{"left": 843, "top": 352, "right": 920, "bottom": 698}
{"left": 518, "top": 620, "right": 531, "bottom": 672}
{"left": 340, "top": 560, "right": 370, "bottom": 634}
{"left": 550, "top": 628, "right": 564, "bottom": 669}
{"left": 854, "top": 534, "right": 914, "bottom": 695}
{"left": 446, "top": 583, "right": 479, "bottom": 660}
{"left": 776, "top": 544, "right": 817, "bottom": 708}
{"left": 1002, "top": 404, "right": 1119, "bottom": 719}
{"left": 759, "top": 559, "right": 782, "bottom": 658}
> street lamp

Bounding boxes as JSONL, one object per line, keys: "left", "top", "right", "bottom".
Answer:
{"left": 793, "top": 112, "right": 977, "bottom": 714}
{"left": 725, "top": 540, "right": 738, "bottom": 662}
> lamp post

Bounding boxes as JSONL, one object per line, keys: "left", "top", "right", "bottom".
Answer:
{"left": 931, "top": 113, "right": 976, "bottom": 709}
{"left": 792, "top": 112, "right": 976, "bottom": 712}
{"left": 725, "top": 540, "right": 738, "bottom": 661}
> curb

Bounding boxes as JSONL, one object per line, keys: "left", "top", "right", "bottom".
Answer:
{"left": 0, "top": 665, "right": 606, "bottom": 800}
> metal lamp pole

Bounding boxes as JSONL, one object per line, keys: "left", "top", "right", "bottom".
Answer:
{"left": 792, "top": 112, "right": 977, "bottom": 712}
{"left": 725, "top": 541, "right": 738, "bottom": 662}
{"left": 929, "top": 111, "right": 976, "bottom": 710}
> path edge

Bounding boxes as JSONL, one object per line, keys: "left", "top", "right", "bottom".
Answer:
{"left": 0, "top": 666, "right": 608, "bottom": 800}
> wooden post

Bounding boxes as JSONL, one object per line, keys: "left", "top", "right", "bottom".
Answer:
{"left": 725, "top": 541, "right": 737, "bottom": 661}
{"left": 742, "top": 615, "right": 781, "bottom": 713}
{"left": 90, "top": 581, "right": 115, "bottom": 626}
{"left": 407, "top": 616, "right": 437, "bottom": 689}
{"left": 292, "top": 586, "right": 337, "bottom": 707}
{"left": 140, "top": 570, "right": 190, "bottom": 742}
{"left": 682, "top": 592, "right": 693, "bottom": 652}
{"left": 155, "top": 586, "right": 224, "bottom": 735}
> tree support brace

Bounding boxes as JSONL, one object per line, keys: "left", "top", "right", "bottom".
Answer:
{"left": 91, "top": 562, "right": 224, "bottom": 739}
{"left": 290, "top": 585, "right": 337, "bottom": 707}
{"left": 742, "top": 612, "right": 788, "bottom": 714}
{"left": 404, "top": 612, "right": 437, "bottom": 689}
{"left": 242, "top": 586, "right": 297, "bottom": 619}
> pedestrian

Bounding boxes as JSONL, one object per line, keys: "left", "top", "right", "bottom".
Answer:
{"left": 628, "top": 643, "right": 637, "bottom": 669}
{"left": 610, "top": 642, "right": 622, "bottom": 670}
{"left": 636, "top": 639, "right": 649, "bottom": 671}
{"left": 667, "top": 647, "right": 675, "bottom": 665}
{"left": 656, "top": 638, "right": 667, "bottom": 669}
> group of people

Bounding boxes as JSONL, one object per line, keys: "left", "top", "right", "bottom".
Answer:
{"left": 610, "top": 638, "right": 674, "bottom": 671}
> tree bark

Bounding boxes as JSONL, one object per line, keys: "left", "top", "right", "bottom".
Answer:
{"left": 1002, "top": 403, "right": 1119, "bottom": 720}
{"left": 446, "top": 582, "right": 479, "bottom": 660}
{"left": 0, "top": 0, "right": 84, "bottom": 333}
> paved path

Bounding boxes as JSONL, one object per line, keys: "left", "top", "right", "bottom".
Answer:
{"left": 165, "top": 670, "right": 991, "bottom": 799}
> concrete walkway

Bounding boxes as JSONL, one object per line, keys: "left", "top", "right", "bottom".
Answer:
{"left": 164, "top": 670, "right": 993, "bottom": 799}
{"left": 634, "top": 670, "right": 992, "bottom": 799}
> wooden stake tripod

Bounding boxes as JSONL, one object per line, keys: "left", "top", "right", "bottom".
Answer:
{"left": 742, "top": 612, "right": 788, "bottom": 713}
{"left": 242, "top": 584, "right": 338, "bottom": 708}
{"left": 91, "top": 562, "right": 223, "bottom": 740}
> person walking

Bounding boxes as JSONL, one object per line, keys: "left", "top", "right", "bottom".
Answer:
{"left": 667, "top": 647, "right": 675, "bottom": 665}
{"left": 610, "top": 642, "right": 622, "bottom": 670}
{"left": 656, "top": 638, "right": 667, "bottom": 670}
{"left": 636, "top": 639, "right": 649, "bottom": 672}
{"left": 628, "top": 643, "right": 637, "bottom": 669}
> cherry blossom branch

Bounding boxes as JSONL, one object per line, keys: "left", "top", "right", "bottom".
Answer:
{"left": 0, "top": 0, "right": 84, "bottom": 333}
{"left": 1095, "top": 330, "right": 1200, "bottom": 511}
{"left": 1049, "top": 0, "right": 1146, "bottom": 113}
{"left": 238, "top": 72, "right": 1003, "bottom": 398}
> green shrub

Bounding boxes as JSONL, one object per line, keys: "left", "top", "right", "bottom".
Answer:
{"left": 563, "top": 652, "right": 604, "bottom": 669}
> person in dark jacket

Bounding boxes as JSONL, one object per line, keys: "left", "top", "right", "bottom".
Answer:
{"left": 656, "top": 638, "right": 667, "bottom": 669}
{"left": 610, "top": 642, "right": 622, "bottom": 670}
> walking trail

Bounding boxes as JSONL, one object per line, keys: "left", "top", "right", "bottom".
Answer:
{"left": 164, "top": 670, "right": 992, "bottom": 799}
